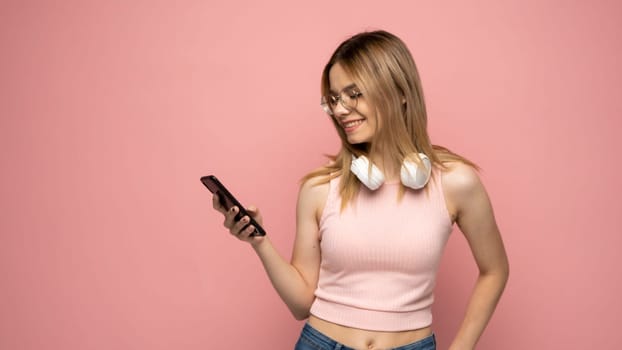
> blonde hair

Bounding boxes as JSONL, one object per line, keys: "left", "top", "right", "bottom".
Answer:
{"left": 303, "top": 30, "right": 479, "bottom": 210}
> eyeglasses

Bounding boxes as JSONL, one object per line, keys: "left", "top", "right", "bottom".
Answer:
{"left": 320, "top": 85, "right": 363, "bottom": 116}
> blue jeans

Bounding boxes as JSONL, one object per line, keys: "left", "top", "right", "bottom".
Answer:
{"left": 294, "top": 323, "right": 436, "bottom": 350}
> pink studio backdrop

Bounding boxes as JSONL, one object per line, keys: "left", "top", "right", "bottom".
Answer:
{"left": 1, "top": 1, "right": 620, "bottom": 349}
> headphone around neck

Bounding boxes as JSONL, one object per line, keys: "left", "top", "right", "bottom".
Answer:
{"left": 350, "top": 153, "right": 432, "bottom": 190}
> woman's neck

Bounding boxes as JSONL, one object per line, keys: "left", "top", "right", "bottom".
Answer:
{"left": 369, "top": 153, "right": 400, "bottom": 182}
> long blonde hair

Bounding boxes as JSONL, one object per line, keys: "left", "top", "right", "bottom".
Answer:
{"left": 303, "top": 30, "right": 479, "bottom": 210}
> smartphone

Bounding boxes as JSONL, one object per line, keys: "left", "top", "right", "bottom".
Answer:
{"left": 200, "top": 175, "right": 266, "bottom": 237}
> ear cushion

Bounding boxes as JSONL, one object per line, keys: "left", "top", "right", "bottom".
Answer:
{"left": 350, "top": 156, "right": 385, "bottom": 190}
{"left": 400, "top": 153, "right": 432, "bottom": 190}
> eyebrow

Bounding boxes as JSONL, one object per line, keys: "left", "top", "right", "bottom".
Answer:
{"left": 329, "top": 83, "right": 358, "bottom": 95}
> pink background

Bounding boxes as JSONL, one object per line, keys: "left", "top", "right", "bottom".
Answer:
{"left": 1, "top": 1, "right": 621, "bottom": 349}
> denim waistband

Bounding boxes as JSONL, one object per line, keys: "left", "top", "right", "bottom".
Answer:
{"left": 297, "top": 323, "right": 436, "bottom": 350}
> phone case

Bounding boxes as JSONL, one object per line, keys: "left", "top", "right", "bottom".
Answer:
{"left": 200, "top": 175, "right": 266, "bottom": 237}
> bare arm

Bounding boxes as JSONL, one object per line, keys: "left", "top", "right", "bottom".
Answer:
{"left": 443, "top": 163, "right": 510, "bottom": 350}
{"left": 213, "top": 178, "right": 326, "bottom": 320}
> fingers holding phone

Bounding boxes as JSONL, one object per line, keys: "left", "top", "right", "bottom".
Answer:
{"left": 212, "top": 193, "right": 265, "bottom": 245}
{"left": 212, "top": 193, "right": 226, "bottom": 214}
{"left": 202, "top": 176, "right": 267, "bottom": 239}
{"left": 228, "top": 205, "right": 266, "bottom": 245}
{"left": 241, "top": 205, "right": 263, "bottom": 236}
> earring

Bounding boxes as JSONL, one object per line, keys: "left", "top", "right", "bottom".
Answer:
{"left": 350, "top": 153, "right": 432, "bottom": 190}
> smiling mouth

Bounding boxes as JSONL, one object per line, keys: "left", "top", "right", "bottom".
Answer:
{"left": 342, "top": 119, "right": 365, "bottom": 128}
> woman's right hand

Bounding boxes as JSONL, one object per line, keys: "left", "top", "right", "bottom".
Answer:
{"left": 212, "top": 193, "right": 265, "bottom": 246}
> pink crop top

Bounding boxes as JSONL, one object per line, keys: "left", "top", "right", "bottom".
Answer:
{"left": 309, "top": 167, "right": 454, "bottom": 332}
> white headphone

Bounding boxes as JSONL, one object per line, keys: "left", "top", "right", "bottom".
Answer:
{"left": 350, "top": 153, "right": 432, "bottom": 190}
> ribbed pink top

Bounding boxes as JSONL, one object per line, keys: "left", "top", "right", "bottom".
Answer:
{"left": 309, "top": 167, "right": 453, "bottom": 331}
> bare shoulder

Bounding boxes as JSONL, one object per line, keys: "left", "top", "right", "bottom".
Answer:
{"left": 441, "top": 161, "right": 482, "bottom": 194}
{"left": 299, "top": 175, "right": 330, "bottom": 200}
{"left": 298, "top": 175, "right": 331, "bottom": 223}
{"left": 440, "top": 161, "right": 486, "bottom": 222}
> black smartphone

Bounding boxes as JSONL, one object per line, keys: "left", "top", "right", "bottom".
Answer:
{"left": 200, "top": 175, "right": 266, "bottom": 237}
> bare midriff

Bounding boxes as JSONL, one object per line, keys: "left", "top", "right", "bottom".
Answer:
{"left": 308, "top": 315, "right": 433, "bottom": 350}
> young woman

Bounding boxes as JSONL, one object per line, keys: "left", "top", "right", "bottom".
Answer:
{"left": 212, "top": 30, "right": 509, "bottom": 350}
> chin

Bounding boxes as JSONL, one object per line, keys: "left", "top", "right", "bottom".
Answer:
{"left": 346, "top": 135, "right": 372, "bottom": 145}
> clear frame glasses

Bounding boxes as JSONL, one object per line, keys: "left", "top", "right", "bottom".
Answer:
{"left": 320, "top": 85, "right": 363, "bottom": 116}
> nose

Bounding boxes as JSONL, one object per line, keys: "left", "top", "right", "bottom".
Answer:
{"left": 332, "top": 99, "right": 351, "bottom": 117}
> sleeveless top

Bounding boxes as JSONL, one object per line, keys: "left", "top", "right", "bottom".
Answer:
{"left": 309, "top": 167, "right": 454, "bottom": 331}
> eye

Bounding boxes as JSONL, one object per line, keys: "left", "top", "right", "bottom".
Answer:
{"left": 349, "top": 91, "right": 362, "bottom": 99}
{"left": 329, "top": 95, "right": 340, "bottom": 106}
{"left": 345, "top": 88, "right": 362, "bottom": 99}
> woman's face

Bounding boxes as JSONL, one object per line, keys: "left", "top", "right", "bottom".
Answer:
{"left": 328, "top": 63, "right": 378, "bottom": 145}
